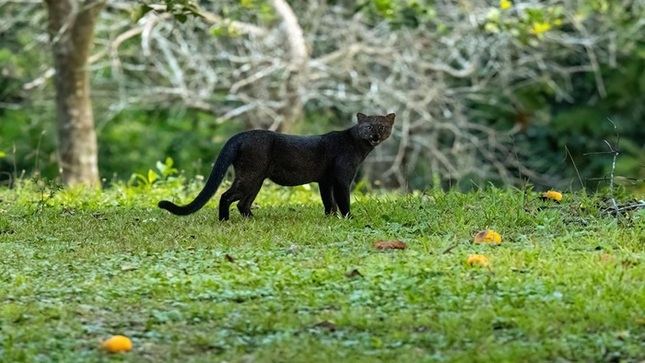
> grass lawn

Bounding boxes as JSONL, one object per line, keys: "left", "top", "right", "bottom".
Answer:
{"left": 1, "top": 182, "right": 644, "bottom": 362}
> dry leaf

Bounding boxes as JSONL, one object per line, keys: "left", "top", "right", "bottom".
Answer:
{"left": 373, "top": 240, "right": 408, "bottom": 250}
{"left": 473, "top": 230, "right": 502, "bottom": 244}
{"left": 311, "top": 320, "right": 336, "bottom": 331}
{"left": 120, "top": 265, "right": 138, "bottom": 271}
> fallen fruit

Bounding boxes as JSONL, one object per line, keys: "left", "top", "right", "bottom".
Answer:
{"left": 473, "top": 230, "right": 502, "bottom": 244}
{"left": 467, "top": 254, "right": 489, "bottom": 267}
{"left": 540, "top": 190, "right": 563, "bottom": 202}
{"left": 373, "top": 240, "right": 408, "bottom": 250}
{"left": 101, "top": 335, "right": 132, "bottom": 353}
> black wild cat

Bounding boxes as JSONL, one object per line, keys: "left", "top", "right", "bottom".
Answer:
{"left": 158, "top": 113, "right": 395, "bottom": 220}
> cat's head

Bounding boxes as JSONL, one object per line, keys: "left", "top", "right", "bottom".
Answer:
{"left": 355, "top": 113, "right": 395, "bottom": 146}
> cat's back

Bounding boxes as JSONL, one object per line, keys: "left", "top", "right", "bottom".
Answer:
{"left": 232, "top": 128, "right": 354, "bottom": 157}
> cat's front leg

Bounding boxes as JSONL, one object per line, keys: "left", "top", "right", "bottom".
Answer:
{"left": 332, "top": 180, "right": 351, "bottom": 217}
{"left": 319, "top": 181, "right": 338, "bottom": 215}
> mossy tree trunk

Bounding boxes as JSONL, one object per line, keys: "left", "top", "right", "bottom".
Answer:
{"left": 44, "top": 0, "right": 105, "bottom": 186}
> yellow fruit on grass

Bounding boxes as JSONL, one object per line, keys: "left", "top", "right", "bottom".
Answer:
{"left": 101, "top": 335, "right": 132, "bottom": 353}
{"left": 467, "top": 254, "right": 490, "bottom": 267}
{"left": 474, "top": 230, "right": 502, "bottom": 244}
{"left": 540, "top": 190, "right": 563, "bottom": 202}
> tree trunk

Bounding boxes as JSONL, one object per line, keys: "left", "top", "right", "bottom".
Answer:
{"left": 44, "top": 0, "right": 105, "bottom": 186}
{"left": 271, "top": 0, "right": 308, "bottom": 133}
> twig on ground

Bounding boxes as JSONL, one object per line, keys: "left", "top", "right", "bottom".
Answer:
{"left": 584, "top": 118, "right": 620, "bottom": 215}
{"left": 603, "top": 200, "right": 645, "bottom": 216}
{"left": 604, "top": 118, "right": 620, "bottom": 213}
{"left": 564, "top": 145, "right": 584, "bottom": 189}
{"left": 441, "top": 241, "right": 460, "bottom": 254}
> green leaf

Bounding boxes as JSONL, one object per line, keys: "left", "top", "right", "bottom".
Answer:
{"left": 156, "top": 160, "right": 166, "bottom": 175}
{"left": 147, "top": 169, "right": 159, "bottom": 184}
{"left": 165, "top": 157, "right": 174, "bottom": 169}
{"left": 156, "top": 157, "right": 178, "bottom": 178}
{"left": 524, "top": 8, "right": 545, "bottom": 22}
{"left": 174, "top": 13, "right": 188, "bottom": 23}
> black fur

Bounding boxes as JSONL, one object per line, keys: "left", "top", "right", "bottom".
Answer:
{"left": 158, "top": 113, "right": 395, "bottom": 220}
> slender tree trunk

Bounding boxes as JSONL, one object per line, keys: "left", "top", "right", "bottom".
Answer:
{"left": 271, "top": 0, "right": 308, "bottom": 133}
{"left": 44, "top": 0, "right": 105, "bottom": 186}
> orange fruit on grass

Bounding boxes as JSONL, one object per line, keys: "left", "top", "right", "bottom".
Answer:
{"left": 473, "top": 230, "right": 502, "bottom": 244}
{"left": 540, "top": 190, "right": 563, "bottom": 202}
{"left": 467, "top": 254, "right": 490, "bottom": 267}
{"left": 101, "top": 335, "right": 132, "bottom": 353}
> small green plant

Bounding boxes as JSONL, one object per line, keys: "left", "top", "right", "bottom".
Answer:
{"left": 29, "top": 175, "right": 63, "bottom": 213}
{"left": 156, "top": 156, "right": 179, "bottom": 179}
{"left": 128, "top": 157, "right": 180, "bottom": 190}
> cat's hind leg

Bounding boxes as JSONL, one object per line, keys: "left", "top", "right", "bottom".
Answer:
{"left": 237, "top": 182, "right": 263, "bottom": 217}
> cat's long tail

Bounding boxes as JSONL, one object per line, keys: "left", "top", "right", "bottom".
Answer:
{"left": 158, "top": 137, "right": 239, "bottom": 216}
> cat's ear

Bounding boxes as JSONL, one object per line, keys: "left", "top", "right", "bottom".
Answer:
{"left": 385, "top": 113, "right": 396, "bottom": 124}
{"left": 356, "top": 113, "right": 368, "bottom": 123}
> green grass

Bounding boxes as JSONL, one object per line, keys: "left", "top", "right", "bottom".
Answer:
{"left": 1, "top": 182, "right": 644, "bottom": 362}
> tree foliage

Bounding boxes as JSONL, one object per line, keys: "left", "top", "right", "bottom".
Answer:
{"left": 0, "top": 0, "right": 643, "bottom": 192}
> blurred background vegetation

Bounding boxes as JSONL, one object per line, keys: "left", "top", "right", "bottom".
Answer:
{"left": 0, "top": 0, "right": 643, "bottom": 193}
